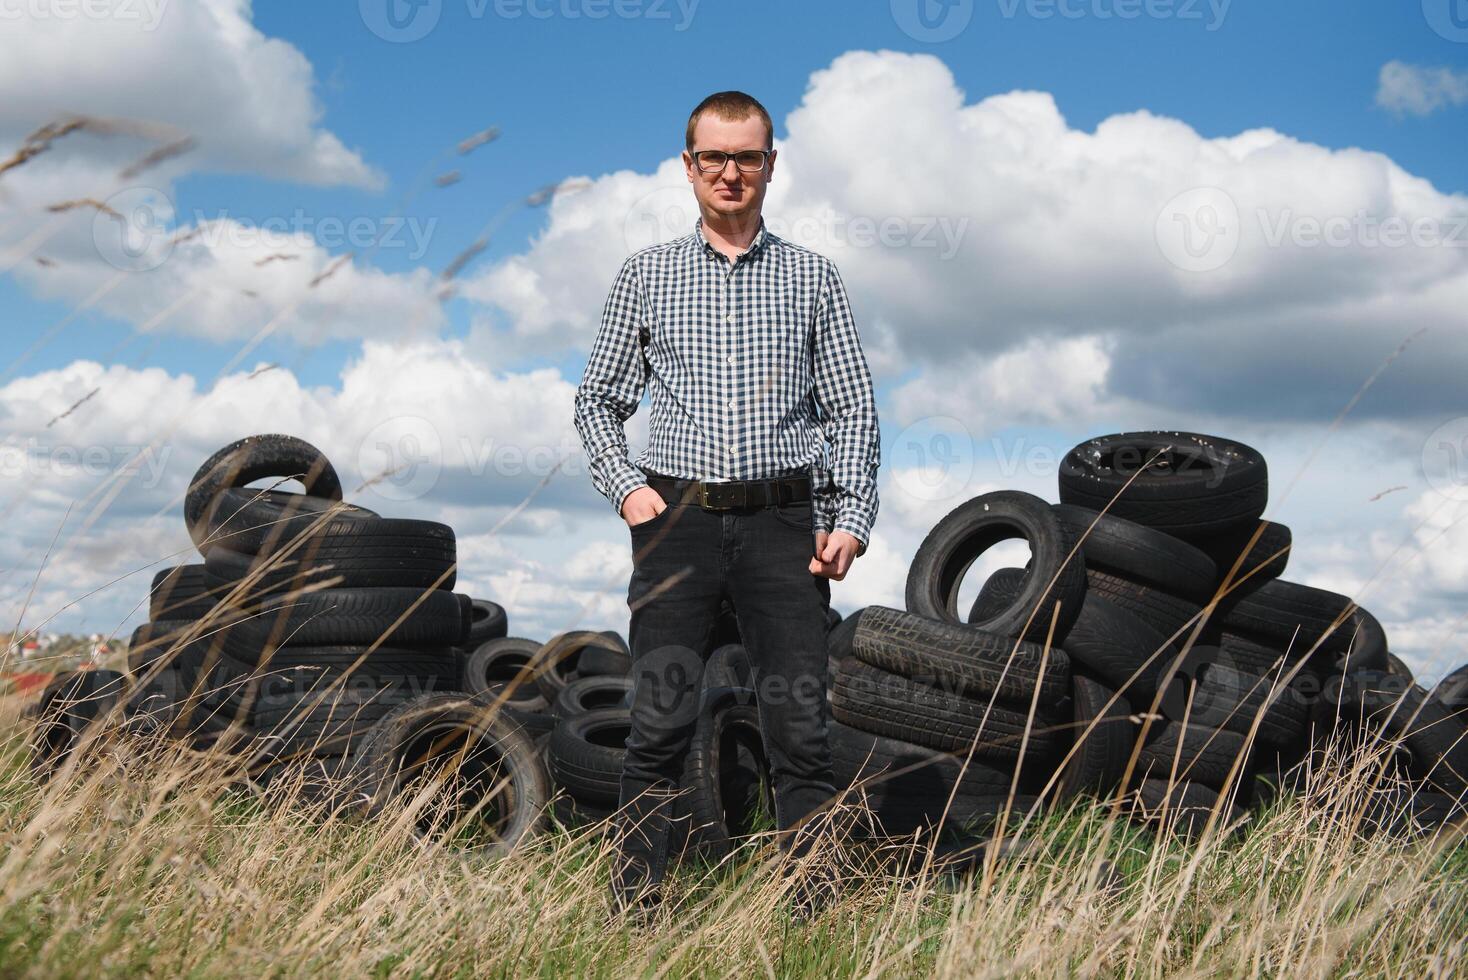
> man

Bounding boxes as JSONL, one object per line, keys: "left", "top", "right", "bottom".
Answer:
{"left": 572, "top": 90, "right": 880, "bottom": 916}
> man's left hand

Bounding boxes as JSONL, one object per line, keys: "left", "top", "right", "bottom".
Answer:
{"left": 809, "top": 530, "right": 862, "bottom": 580}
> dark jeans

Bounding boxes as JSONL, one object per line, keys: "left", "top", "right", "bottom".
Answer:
{"left": 613, "top": 469, "right": 835, "bottom": 892}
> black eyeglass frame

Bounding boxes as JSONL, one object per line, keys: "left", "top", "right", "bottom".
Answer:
{"left": 690, "top": 148, "right": 774, "bottom": 173}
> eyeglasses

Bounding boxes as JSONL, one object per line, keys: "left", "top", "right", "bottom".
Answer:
{"left": 691, "top": 148, "right": 773, "bottom": 173}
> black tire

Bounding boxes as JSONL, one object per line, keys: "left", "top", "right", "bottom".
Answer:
{"left": 853, "top": 605, "right": 1071, "bottom": 705}
{"left": 1203, "top": 627, "right": 1300, "bottom": 677}
{"left": 554, "top": 675, "right": 634, "bottom": 717}
{"left": 225, "top": 587, "right": 463, "bottom": 651}
{"left": 829, "top": 660, "right": 1058, "bottom": 764}
{"left": 1135, "top": 722, "right": 1250, "bottom": 790}
{"left": 1216, "top": 579, "right": 1388, "bottom": 673}
{"left": 204, "top": 535, "right": 453, "bottom": 597}
{"left": 1193, "top": 520, "right": 1291, "bottom": 586}
{"left": 149, "top": 565, "right": 216, "bottom": 621}
{"left": 1055, "top": 674, "right": 1135, "bottom": 800}
{"left": 967, "top": 568, "right": 1026, "bottom": 625}
{"left": 29, "top": 669, "right": 127, "bottom": 774}
{"left": 701, "top": 644, "right": 754, "bottom": 709}
{"left": 1361, "top": 786, "right": 1468, "bottom": 836}
{"left": 533, "top": 631, "right": 631, "bottom": 703}
{"left": 829, "top": 721, "right": 1029, "bottom": 836}
{"left": 465, "top": 599, "right": 508, "bottom": 647}
{"left": 1086, "top": 569, "right": 1203, "bottom": 643}
{"left": 548, "top": 708, "right": 631, "bottom": 807}
{"left": 1131, "top": 778, "right": 1247, "bottom": 840}
{"left": 578, "top": 633, "right": 633, "bottom": 677}
{"left": 1058, "top": 432, "right": 1268, "bottom": 540}
{"left": 905, "top": 491, "right": 1086, "bottom": 643}
{"left": 1386, "top": 653, "right": 1414, "bottom": 683}
{"left": 1433, "top": 663, "right": 1468, "bottom": 711}
{"left": 675, "top": 703, "right": 773, "bottom": 859}
{"left": 1157, "top": 654, "right": 1309, "bottom": 747}
{"left": 504, "top": 707, "right": 556, "bottom": 741}
{"left": 186, "top": 435, "right": 343, "bottom": 549}
{"left": 826, "top": 608, "right": 865, "bottom": 675}
{"left": 1059, "top": 591, "right": 1178, "bottom": 701}
{"left": 344, "top": 692, "right": 549, "bottom": 852}
{"left": 243, "top": 644, "right": 458, "bottom": 687}
{"left": 462, "top": 637, "right": 551, "bottom": 712}
{"left": 1339, "top": 671, "right": 1468, "bottom": 796}
{"left": 127, "top": 620, "right": 202, "bottom": 672}
{"left": 1053, "top": 504, "right": 1218, "bottom": 603}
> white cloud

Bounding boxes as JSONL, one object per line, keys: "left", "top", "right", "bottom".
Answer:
{"left": 463, "top": 50, "right": 1468, "bottom": 422}
{"left": 1376, "top": 60, "right": 1468, "bottom": 118}
{"left": 0, "top": 0, "right": 380, "bottom": 188}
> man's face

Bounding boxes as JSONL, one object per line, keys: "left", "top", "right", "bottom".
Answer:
{"left": 682, "top": 112, "right": 775, "bottom": 232}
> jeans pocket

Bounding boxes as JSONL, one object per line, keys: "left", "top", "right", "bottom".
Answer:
{"left": 772, "top": 498, "right": 815, "bottom": 532}
{"left": 629, "top": 502, "right": 675, "bottom": 534}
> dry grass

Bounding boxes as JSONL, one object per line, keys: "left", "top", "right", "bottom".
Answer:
{"left": 0, "top": 691, "right": 1463, "bottom": 980}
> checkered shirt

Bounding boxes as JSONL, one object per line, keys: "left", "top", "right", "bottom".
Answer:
{"left": 573, "top": 215, "right": 880, "bottom": 550}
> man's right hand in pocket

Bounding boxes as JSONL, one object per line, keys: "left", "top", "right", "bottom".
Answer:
{"left": 620, "top": 485, "right": 666, "bottom": 527}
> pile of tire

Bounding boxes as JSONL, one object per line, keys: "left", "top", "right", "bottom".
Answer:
{"left": 826, "top": 430, "right": 1468, "bottom": 840}
{"left": 543, "top": 639, "right": 783, "bottom": 861}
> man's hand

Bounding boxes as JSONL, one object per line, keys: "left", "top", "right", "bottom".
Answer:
{"left": 620, "top": 485, "right": 666, "bottom": 527}
{"left": 809, "top": 530, "right": 862, "bottom": 580}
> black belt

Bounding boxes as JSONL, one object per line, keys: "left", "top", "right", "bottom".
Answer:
{"left": 641, "top": 467, "right": 811, "bottom": 511}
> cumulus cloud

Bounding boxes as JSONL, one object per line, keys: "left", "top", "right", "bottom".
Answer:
{"left": 463, "top": 49, "right": 1468, "bottom": 422}
{"left": 1376, "top": 60, "right": 1468, "bottom": 118}
{"left": 0, "top": 0, "right": 380, "bottom": 188}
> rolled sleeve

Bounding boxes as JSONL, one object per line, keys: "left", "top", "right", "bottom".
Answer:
{"left": 810, "top": 260, "right": 879, "bottom": 555}
{"left": 573, "top": 256, "right": 650, "bottom": 516}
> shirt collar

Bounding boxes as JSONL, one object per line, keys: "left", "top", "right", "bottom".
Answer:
{"left": 694, "top": 214, "right": 769, "bottom": 261}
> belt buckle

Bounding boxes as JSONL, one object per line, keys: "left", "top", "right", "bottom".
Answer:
{"left": 698, "top": 481, "right": 741, "bottom": 510}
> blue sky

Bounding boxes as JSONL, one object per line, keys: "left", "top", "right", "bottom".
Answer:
{"left": 1, "top": 1, "right": 1465, "bottom": 676}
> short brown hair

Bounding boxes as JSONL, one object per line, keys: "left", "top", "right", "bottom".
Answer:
{"left": 685, "top": 91, "right": 773, "bottom": 152}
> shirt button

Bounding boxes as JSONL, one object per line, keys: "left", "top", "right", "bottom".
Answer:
{"left": 727, "top": 354, "right": 736, "bottom": 364}
{"left": 727, "top": 399, "right": 736, "bottom": 409}
{"left": 725, "top": 313, "right": 735, "bottom": 323}
{"left": 728, "top": 446, "right": 737, "bottom": 454}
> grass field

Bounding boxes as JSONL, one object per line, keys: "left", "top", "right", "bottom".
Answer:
{"left": 1, "top": 695, "right": 1464, "bottom": 980}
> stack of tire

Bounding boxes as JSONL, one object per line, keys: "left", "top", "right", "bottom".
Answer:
{"left": 543, "top": 637, "right": 779, "bottom": 861}
{"left": 826, "top": 431, "right": 1468, "bottom": 839}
